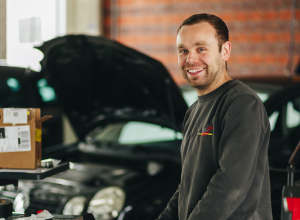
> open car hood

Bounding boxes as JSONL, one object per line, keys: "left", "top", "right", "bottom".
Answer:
{"left": 36, "top": 35, "right": 188, "bottom": 139}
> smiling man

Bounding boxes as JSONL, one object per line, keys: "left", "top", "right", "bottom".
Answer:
{"left": 157, "top": 14, "right": 272, "bottom": 220}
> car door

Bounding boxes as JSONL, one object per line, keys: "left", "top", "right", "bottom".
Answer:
{"left": 264, "top": 83, "right": 300, "bottom": 220}
{"left": 266, "top": 84, "right": 300, "bottom": 169}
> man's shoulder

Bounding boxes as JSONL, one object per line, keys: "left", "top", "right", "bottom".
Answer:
{"left": 223, "top": 80, "right": 269, "bottom": 122}
{"left": 222, "top": 80, "right": 270, "bottom": 133}
{"left": 225, "top": 80, "right": 262, "bottom": 103}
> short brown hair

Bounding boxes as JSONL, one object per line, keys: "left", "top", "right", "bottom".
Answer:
{"left": 177, "top": 13, "right": 229, "bottom": 52}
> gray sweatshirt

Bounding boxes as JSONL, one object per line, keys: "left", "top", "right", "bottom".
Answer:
{"left": 157, "top": 79, "right": 272, "bottom": 220}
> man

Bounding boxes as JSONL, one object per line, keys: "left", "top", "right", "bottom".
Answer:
{"left": 157, "top": 14, "right": 272, "bottom": 220}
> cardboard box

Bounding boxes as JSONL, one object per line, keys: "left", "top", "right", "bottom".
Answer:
{"left": 0, "top": 108, "right": 52, "bottom": 169}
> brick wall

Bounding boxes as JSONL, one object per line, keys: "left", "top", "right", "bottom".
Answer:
{"left": 104, "top": 0, "right": 300, "bottom": 84}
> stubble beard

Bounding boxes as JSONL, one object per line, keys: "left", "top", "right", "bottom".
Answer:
{"left": 181, "top": 58, "right": 223, "bottom": 92}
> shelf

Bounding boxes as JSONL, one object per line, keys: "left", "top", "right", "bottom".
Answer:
{"left": 0, "top": 162, "right": 69, "bottom": 181}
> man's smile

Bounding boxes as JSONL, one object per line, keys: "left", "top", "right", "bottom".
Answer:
{"left": 186, "top": 68, "right": 205, "bottom": 75}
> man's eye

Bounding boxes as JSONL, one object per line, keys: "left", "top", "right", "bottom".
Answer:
{"left": 198, "top": 48, "right": 205, "bottom": 52}
{"left": 180, "top": 49, "right": 188, "bottom": 54}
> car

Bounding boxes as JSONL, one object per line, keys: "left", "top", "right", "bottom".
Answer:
{"left": 1, "top": 35, "right": 187, "bottom": 220}
{"left": 0, "top": 65, "right": 64, "bottom": 148}
{"left": 263, "top": 80, "right": 300, "bottom": 219}
{"left": 1, "top": 35, "right": 300, "bottom": 220}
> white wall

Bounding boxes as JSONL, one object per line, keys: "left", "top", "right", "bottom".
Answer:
{"left": 6, "top": 0, "right": 103, "bottom": 71}
{"left": 66, "top": 0, "right": 101, "bottom": 36}
{"left": 0, "top": 0, "right": 6, "bottom": 61}
{"left": 6, "top": 0, "right": 66, "bottom": 71}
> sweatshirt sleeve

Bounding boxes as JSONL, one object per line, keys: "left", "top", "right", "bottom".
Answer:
{"left": 156, "top": 184, "right": 180, "bottom": 220}
{"left": 187, "top": 94, "right": 270, "bottom": 220}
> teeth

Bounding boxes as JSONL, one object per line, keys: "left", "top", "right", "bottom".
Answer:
{"left": 188, "top": 68, "right": 204, "bottom": 73}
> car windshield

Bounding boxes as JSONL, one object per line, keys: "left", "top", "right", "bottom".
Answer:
{"left": 87, "top": 121, "right": 183, "bottom": 145}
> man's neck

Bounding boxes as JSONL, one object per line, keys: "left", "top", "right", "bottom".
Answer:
{"left": 196, "top": 72, "right": 233, "bottom": 96}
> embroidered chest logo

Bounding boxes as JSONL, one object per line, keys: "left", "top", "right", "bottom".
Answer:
{"left": 197, "top": 126, "right": 213, "bottom": 136}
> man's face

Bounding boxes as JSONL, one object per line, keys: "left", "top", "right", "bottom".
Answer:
{"left": 177, "top": 22, "right": 225, "bottom": 92}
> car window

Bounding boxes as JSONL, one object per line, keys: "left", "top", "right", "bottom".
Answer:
{"left": 89, "top": 122, "right": 182, "bottom": 145}
{"left": 269, "top": 96, "right": 300, "bottom": 141}
{"left": 0, "top": 75, "right": 57, "bottom": 108}
{"left": 37, "top": 78, "right": 56, "bottom": 103}
{"left": 0, "top": 77, "right": 29, "bottom": 108}
{"left": 269, "top": 111, "right": 279, "bottom": 131}
{"left": 182, "top": 90, "right": 198, "bottom": 106}
{"left": 256, "top": 93, "right": 269, "bottom": 102}
{"left": 286, "top": 99, "right": 300, "bottom": 128}
{"left": 119, "top": 122, "right": 182, "bottom": 144}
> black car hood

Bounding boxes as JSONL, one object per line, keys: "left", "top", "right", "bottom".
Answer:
{"left": 49, "top": 163, "right": 140, "bottom": 187}
{"left": 36, "top": 35, "right": 188, "bottom": 139}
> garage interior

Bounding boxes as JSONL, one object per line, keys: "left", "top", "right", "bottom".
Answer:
{"left": 0, "top": 1, "right": 300, "bottom": 220}
{"left": 1, "top": 0, "right": 300, "bottom": 81}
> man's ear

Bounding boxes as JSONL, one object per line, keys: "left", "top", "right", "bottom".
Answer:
{"left": 222, "top": 41, "right": 231, "bottom": 61}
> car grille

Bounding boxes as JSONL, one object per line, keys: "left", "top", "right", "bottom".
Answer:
{"left": 26, "top": 190, "right": 66, "bottom": 214}
{"left": 0, "top": 188, "right": 66, "bottom": 214}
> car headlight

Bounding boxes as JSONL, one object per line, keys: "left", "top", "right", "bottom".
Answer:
{"left": 88, "top": 186, "right": 125, "bottom": 220}
{"left": 63, "top": 196, "right": 86, "bottom": 215}
{"left": 14, "top": 192, "right": 30, "bottom": 212}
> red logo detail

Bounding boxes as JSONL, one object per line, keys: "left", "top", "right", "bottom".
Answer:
{"left": 200, "top": 126, "right": 213, "bottom": 136}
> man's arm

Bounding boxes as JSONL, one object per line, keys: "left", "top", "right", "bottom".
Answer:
{"left": 188, "top": 94, "right": 270, "bottom": 220}
{"left": 156, "top": 184, "right": 180, "bottom": 220}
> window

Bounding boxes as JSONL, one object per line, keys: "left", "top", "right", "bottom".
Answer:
{"left": 6, "top": 0, "right": 66, "bottom": 71}
{"left": 90, "top": 122, "right": 182, "bottom": 145}
{"left": 256, "top": 93, "right": 269, "bottom": 102}
{"left": 182, "top": 90, "right": 198, "bottom": 106}
{"left": 286, "top": 99, "right": 300, "bottom": 129}
{"left": 269, "top": 111, "right": 279, "bottom": 132}
{"left": 0, "top": 77, "right": 28, "bottom": 108}
{"left": 37, "top": 78, "right": 56, "bottom": 102}
{"left": 269, "top": 96, "right": 300, "bottom": 138}
{"left": 119, "top": 122, "right": 182, "bottom": 144}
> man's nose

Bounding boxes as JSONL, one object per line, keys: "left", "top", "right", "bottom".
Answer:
{"left": 186, "top": 51, "right": 197, "bottom": 64}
